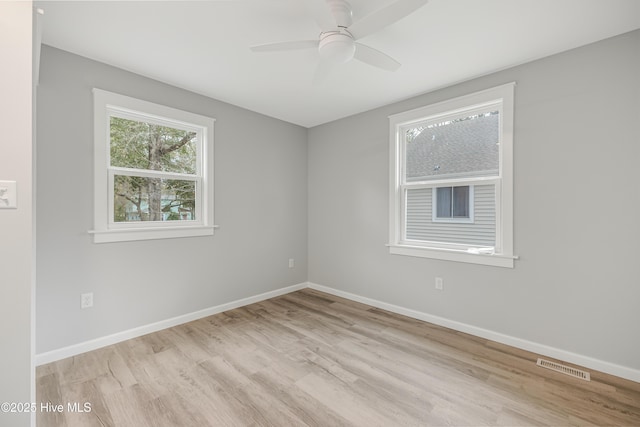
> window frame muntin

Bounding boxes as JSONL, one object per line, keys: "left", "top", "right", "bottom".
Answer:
{"left": 93, "top": 88, "right": 215, "bottom": 243}
{"left": 389, "top": 83, "right": 515, "bottom": 268}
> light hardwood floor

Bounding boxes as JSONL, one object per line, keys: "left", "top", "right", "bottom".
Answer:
{"left": 37, "top": 289, "right": 640, "bottom": 426}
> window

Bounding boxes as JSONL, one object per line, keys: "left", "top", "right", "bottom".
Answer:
{"left": 433, "top": 186, "right": 473, "bottom": 222}
{"left": 92, "top": 89, "right": 215, "bottom": 243}
{"left": 389, "top": 83, "right": 515, "bottom": 267}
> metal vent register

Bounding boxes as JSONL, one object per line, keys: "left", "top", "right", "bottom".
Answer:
{"left": 536, "top": 358, "right": 591, "bottom": 381}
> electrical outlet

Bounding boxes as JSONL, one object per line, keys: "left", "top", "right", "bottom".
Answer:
{"left": 435, "top": 277, "right": 444, "bottom": 291}
{"left": 81, "top": 292, "right": 93, "bottom": 309}
{"left": 288, "top": 258, "right": 295, "bottom": 268}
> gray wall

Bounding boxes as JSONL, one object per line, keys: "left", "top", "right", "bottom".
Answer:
{"left": 0, "top": 2, "right": 33, "bottom": 426}
{"left": 36, "top": 46, "right": 308, "bottom": 354}
{"left": 36, "top": 30, "right": 640, "bottom": 377}
{"left": 308, "top": 30, "right": 640, "bottom": 371}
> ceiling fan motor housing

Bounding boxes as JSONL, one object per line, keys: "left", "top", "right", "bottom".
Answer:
{"left": 319, "top": 31, "right": 355, "bottom": 63}
{"left": 326, "top": 0, "right": 353, "bottom": 27}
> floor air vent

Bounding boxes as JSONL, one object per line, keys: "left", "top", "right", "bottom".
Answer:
{"left": 536, "top": 358, "right": 590, "bottom": 381}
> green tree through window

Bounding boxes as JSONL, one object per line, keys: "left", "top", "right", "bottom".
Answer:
{"left": 110, "top": 117, "right": 197, "bottom": 222}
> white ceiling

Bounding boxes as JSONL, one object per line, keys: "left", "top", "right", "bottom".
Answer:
{"left": 37, "top": 0, "right": 640, "bottom": 128}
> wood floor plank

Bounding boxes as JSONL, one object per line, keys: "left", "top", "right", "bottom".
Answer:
{"left": 36, "top": 289, "right": 640, "bottom": 426}
{"left": 36, "top": 373, "right": 67, "bottom": 427}
{"left": 250, "top": 369, "right": 352, "bottom": 427}
{"left": 59, "top": 378, "right": 115, "bottom": 427}
{"left": 295, "top": 372, "right": 393, "bottom": 426}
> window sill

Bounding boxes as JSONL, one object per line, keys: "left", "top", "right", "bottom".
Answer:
{"left": 89, "top": 225, "right": 218, "bottom": 243}
{"left": 387, "top": 243, "right": 516, "bottom": 268}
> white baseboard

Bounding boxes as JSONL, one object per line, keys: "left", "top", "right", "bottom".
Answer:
{"left": 35, "top": 282, "right": 308, "bottom": 366}
{"left": 308, "top": 282, "right": 640, "bottom": 384}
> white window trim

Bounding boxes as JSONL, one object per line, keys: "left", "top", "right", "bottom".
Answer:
{"left": 432, "top": 185, "right": 475, "bottom": 223}
{"left": 91, "top": 88, "right": 216, "bottom": 243}
{"left": 388, "top": 83, "right": 516, "bottom": 268}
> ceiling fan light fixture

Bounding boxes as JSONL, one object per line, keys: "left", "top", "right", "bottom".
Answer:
{"left": 251, "top": 0, "right": 430, "bottom": 77}
{"left": 319, "top": 32, "right": 355, "bottom": 64}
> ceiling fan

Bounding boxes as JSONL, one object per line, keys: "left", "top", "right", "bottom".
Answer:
{"left": 250, "top": 0, "right": 429, "bottom": 82}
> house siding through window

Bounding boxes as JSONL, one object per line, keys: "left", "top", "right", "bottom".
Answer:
{"left": 406, "top": 184, "right": 496, "bottom": 246}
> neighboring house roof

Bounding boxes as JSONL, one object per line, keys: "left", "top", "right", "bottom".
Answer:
{"left": 406, "top": 112, "right": 499, "bottom": 182}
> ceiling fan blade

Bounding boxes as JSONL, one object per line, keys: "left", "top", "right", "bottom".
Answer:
{"left": 303, "top": 0, "right": 337, "bottom": 31}
{"left": 348, "top": 0, "right": 428, "bottom": 40}
{"left": 312, "top": 59, "right": 334, "bottom": 85}
{"left": 354, "top": 42, "right": 401, "bottom": 71}
{"left": 250, "top": 40, "right": 319, "bottom": 52}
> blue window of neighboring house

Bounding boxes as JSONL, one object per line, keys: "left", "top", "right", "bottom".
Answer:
{"left": 436, "top": 186, "right": 470, "bottom": 219}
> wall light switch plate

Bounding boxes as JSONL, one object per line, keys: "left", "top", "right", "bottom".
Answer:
{"left": 0, "top": 180, "right": 17, "bottom": 209}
